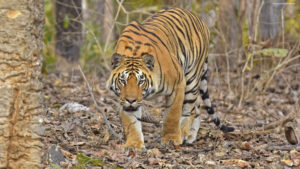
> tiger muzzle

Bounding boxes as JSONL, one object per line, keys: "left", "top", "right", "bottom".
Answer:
{"left": 122, "top": 97, "right": 140, "bottom": 112}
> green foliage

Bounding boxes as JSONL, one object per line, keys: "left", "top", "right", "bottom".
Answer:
{"left": 285, "top": 13, "right": 300, "bottom": 41}
{"left": 74, "top": 153, "right": 121, "bottom": 169}
{"left": 43, "top": 0, "right": 57, "bottom": 71}
{"left": 50, "top": 162, "right": 63, "bottom": 169}
{"left": 75, "top": 153, "right": 106, "bottom": 168}
{"left": 63, "top": 15, "right": 70, "bottom": 28}
{"left": 285, "top": 0, "right": 300, "bottom": 41}
{"left": 242, "top": 17, "right": 250, "bottom": 51}
{"left": 256, "top": 48, "right": 288, "bottom": 58}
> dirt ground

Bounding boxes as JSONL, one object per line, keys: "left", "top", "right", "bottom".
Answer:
{"left": 42, "top": 61, "right": 300, "bottom": 168}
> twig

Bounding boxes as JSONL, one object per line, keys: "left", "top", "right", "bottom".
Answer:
{"left": 103, "top": 0, "right": 124, "bottom": 53}
{"left": 78, "top": 65, "right": 121, "bottom": 139}
{"left": 263, "top": 54, "right": 300, "bottom": 92}
{"left": 262, "top": 112, "right": 295, "bottom": 130}
{"left": 267, "top": 145, "right": 300, "bottom": 151}
{"left": 254, "top": 0, "right": 264, "bottom": 42}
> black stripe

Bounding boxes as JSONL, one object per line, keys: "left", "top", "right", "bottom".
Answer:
{"left": 185, "top": 89, "right": 198, "bottom": 95}
{"left": 141, "top": 52, "right": 149, "bottom": 57}
{"left": 128, "top": 23, "right": 141, "bottom": 31}
{"left": 181, "top": 114, "right": 191, "bottom": 117}
{"left": 201, "top": 70, "right": 207, "bottom": 81}
{"left": 201, "top": 90, "right": 209, "bottom": 100}
{"left": 120, "top": 35, "right": 133, "bottom": 40}
{"left": 137, "top": 25, "right": 168, "bottom": 51}
{"left": 186, "top": 72, "right": 197, "bottom": 85}
{"left": 220, "top": 125, "right": 235, "bottom": 132}
{"left": 204, "top": 106, "right": 214, "bottom": 115}
{"left": 125, "top": 46, "right": 132, "bottom": 51}
{"left": 213, "top": 118, "right": 220, "bottom": 126}
{"left": 185, "top": 85, "right": 199, "bottom": 95}
{"left": 183, "top": 98, "right": 197, "bottom": 105}
{"left": 159, "top": 15, "right": 185, "bottom": 38}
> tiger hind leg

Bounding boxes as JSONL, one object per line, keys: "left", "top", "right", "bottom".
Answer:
{"left": 180, "top": 82, "right": 201, "bottom": 143}
{"left": 184, "top": 105, "right": 201, "bottom": 144}
{"left": 200, "top": 58, "right": 234, "bottom": 132}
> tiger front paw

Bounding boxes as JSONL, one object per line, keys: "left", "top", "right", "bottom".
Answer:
{"left": 121, "top": 139, "right": 145, "bottom": 151}
{"left": 161, "top": 132, "right": 182, "bottom": 146}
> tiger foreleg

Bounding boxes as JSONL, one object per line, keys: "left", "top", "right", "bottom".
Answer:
{"left": 161, "top": 85, "right": 185, "bottom": 146}
{"left": 121, "top": 108, "right": 145, "bottom": 150}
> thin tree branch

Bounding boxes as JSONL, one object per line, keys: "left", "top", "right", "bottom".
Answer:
{"left": 78, "top": 65, "right": 121, "bottom": 139}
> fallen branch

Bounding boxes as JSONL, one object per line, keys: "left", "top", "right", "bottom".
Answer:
{"left": 262, "top": 112, "right": 296, "bottom": 130}
{"left": 78, "top": 65, "right": 121, "bottom": 139}
{"left": 226, "top": 112, "right": 296, "bottom": 140}
{"left": 225, "top": 128, "right": 281, "bottom": 140}
{"left": 267, "top": 145, "right": 300, "bottom": 151}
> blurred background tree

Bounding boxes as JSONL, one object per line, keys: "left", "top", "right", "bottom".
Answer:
{"left": 56, "top": 0, "right": 82, "bottom": 63}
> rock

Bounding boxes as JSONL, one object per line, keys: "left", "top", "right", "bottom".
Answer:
{"left": 48, "top": 144, "right": 66, "bottom": 165}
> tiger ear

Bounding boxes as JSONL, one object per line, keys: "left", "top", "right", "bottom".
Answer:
{"left": 143, "top": 54, "right": 155, "bottom": 71}
{"left": 111, "top": 53, "right": 122, "bottom": 69}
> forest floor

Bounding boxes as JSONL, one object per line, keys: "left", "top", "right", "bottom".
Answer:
{"left": 42, "top": 60, "right": 300, "bottom": 169}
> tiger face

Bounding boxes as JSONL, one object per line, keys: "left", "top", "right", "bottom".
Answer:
{"left": 107, "top": 53, "right": 155, "bottom": 112}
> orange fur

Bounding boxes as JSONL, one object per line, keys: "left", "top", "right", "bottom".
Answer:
{"left": 106, "top": 8, "right": 218, "bottom": 149}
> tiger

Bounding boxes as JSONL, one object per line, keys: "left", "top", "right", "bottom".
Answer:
{"left": 106, "top": 8, "right": 234, "bottom": 150}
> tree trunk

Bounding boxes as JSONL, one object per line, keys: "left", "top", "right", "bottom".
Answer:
{"left": 260, "top": 0, "right": 285, "bottom": 42}
{"left": 0, "top": 0, "right": 44, "bottom": 168}
{"left": 56, "top": 0, "right": 82, "bottom": 62}
{"left": 97, "top": 0, "right": 115, "bottom": 43}
{"left": 217, "top": 0, "right": 241, "bottom": 54}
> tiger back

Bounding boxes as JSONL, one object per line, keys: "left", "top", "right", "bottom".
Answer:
{"left": 106, "top": 8, "right": 234, "bottom": 150}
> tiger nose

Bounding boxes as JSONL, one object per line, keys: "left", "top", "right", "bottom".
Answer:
{"left": 126, "top": 98, "right": 136, "bottom": 104}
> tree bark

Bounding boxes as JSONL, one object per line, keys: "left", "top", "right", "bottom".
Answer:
{"left": 56, "top": 0, "right": 82, "bottom": 62}
{"left": 97, "top": 0, "right": 115, "bottom": 43}
{"left": 0, "top": 0, "right": 44, "bottom": 168}
{"left": 260, "top": 0, "right": 285, "bottom": 41}
{"left": 217, "top": 0, "right": 241, "bottom": 53}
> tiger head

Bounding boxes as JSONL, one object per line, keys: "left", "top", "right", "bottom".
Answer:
{"left": 106, "top": 53, "right": 156, "bottom": 112}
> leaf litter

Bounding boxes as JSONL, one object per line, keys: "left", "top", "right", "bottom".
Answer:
{"left": 43, "top": 64, "right": 300, "bottom": 168}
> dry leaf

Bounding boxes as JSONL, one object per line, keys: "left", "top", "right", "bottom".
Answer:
{"left": 103, "top": 129, "right": 110, "bottom": 142}
{"left": 222, "top": 159, "right": 251, "bottom": 168}
{"left": 293, "top": 158, "right": 300, "bottom": 167}
{"left": 205, "top": 160, "right": 216, "bottom": 166}
{"left": 70, "top": 142, "right": 85, "bottom": 146}
{"left": 60, "top": 148, "right": 76, "bottom": 160}
{"left": 240, "top": 141, "right": 252, "bottom": 150}
{"left": 281, "top": 159, "right": 293, "bottom": 167}
{"left": 215, "top": 151, "right": 226, "bottom": 157}
{"left": 148, "top": 158, "right": 160, "bottom": 165}
{"left": 147, "top": 148, "right": 163, "bottom": 158}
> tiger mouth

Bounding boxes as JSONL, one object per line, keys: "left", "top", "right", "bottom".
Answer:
{"left": 123, "top": 105, "right": 138, "bottom": 112}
